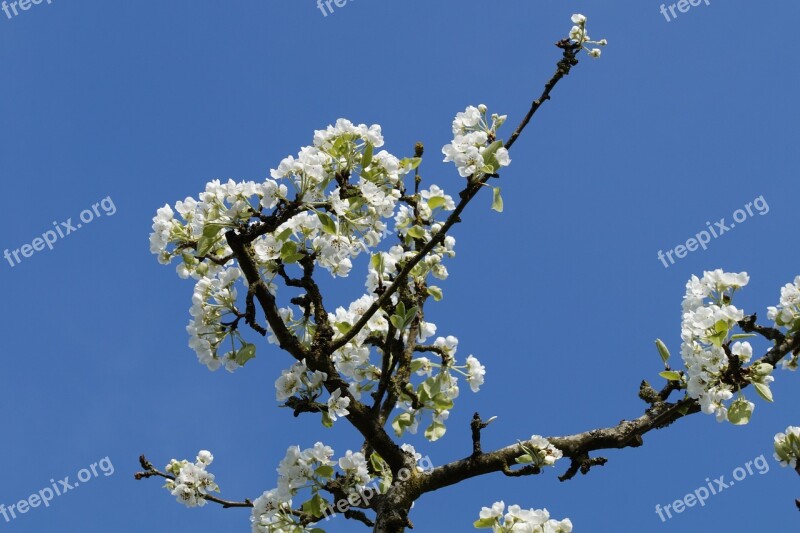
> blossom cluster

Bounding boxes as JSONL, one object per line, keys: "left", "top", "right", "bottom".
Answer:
{"left": 568, "top": 14, "right": 607, "bottom": 58}
{"left": 515, "top": 435, "right": 563, "bottom": 468}
{"left": 773, "top": 426, "right": 800, "bottom": 469}
{"left": 163, "top": 451, "right": 219, "bottom": 508}
{"left": 187, "top": 265, "right": 247, "bottom": 372}
{"left": 250, "top": 442, "right": 426, "bottom": 532}
{"left": 442, "top": 104, "right": 510, "bottom": 179}
{"left": 679, "top": 270, "right": 771, "bottom": 424}
{"left": 474, "top": 501, "right": 572, "bottom": 532}
{"left": 150, "top": 114, "right": 487, "bottom": 391}
{"left": 392, "top": 334, "right": 486, "bottom": 441}
{"left": 767, "top": 275, "right": 800, "bottom": 370}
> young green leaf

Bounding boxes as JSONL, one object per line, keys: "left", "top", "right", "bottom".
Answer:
{"left": 315, "top": 465, "right": 334, "bottom": 479}
{"left": 407, "top": 225, "right": 426, "bottom": 239}
{"left": 432, "top": 393, "right": 454, "bottom": 410}
{"left": 474, "top": 517, "right": 497, "bottom": 529}
{"left": 753, "top": 382, "right": 774, "bottom": 402}
{"left": 196, "top": 222, "right": 225, "bottom": 257}
{"left": 427, "top": 286, "right": 443, "bottom": 301}
{"left": 659, "top": 371, "right": 682, "bottom": 381}
{"left": 235, "top": 344, "right": 257, "bottom": 365}
{"left": 361, "top": 142, "right": 374, "bottom": 169}
{"left": 655, "top": 338, "right": 671, "bottom": 365}
{"left": 392, "top": 412, "right": 414, "bottom": 437}
{"left": 427, "top": 196, "right": 446, "bottom": 210}
{"left": 424, "top": 421, "right": 447, "bottom": 442}
{"left": 301, "top": 493, "right": 328, "bottom": 519}
{"left": 371, "top": 253, "right": 385, "bottom": 272}
{"left": 400, "top": 157, "right": 422, "bottom": 170}
{"left": 727, "top": 399, "right": 753, "bottom": 425}
{"left": 317, "top": 212, "right": 337, "bottom": 235}
{"left": 491, "top": 187, "right": 504, "bottom": 213}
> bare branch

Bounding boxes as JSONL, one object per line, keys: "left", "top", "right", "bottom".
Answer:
{"left": 134, "top": 455, "right": 253, "bottom": 509}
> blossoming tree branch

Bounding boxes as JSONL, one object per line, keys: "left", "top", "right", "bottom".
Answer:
{"left": 135, "top": 14, "right": 800, "bottom": 532}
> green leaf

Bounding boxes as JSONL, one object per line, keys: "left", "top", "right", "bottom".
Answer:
{"left": 407, "top": 225, "right": 426, "bottom": 239}
{"left": 235, "top": 344, "right": 256, "bottom": 366}
{"left": 708, "top": 330, "right": 727, "bottom": 348}
{"left": 322, "top": 411, "right": 334, "bottom": 428}
{"left": 361, "top": 142, "right": 374, "bottom": 169}
{"left": 432, "top": 393, "right": 454, "bottom": 410}
{"left": 708, "top": 320, "right": 730, "bottom": 346}
{"left": 481, "top": 140, "right": 507, "bottom": 174}
{"left": 491, "top": 187, "right": 503, "bottom": 213}
{"left": 280, "top": 241, "right": 304, "bottom": 264}
{"left": 390, "top": 315, "right": 404, "bottom": 331}
{"left": 753, "top": 382, "right": 774, "bottom": 402}
{"left": 730, "top": 333, "right": 757, "bottom": 340}
{"left": 315, "top": 465, "right": 334, "bottom": 479}
{"left": 427, "top": 286, "right": 443, "bottom": 302}
{"left": 727, "top": 399, "right": 753, "bottom": 425}
{"left": 317, "top": 212, "right": 337, "bottom": 235}
{"left": 196, "top": 223, "right": 225, "bottom": 257}
{"left": 202, "top": 223, "right": 225, "bottom": 238}
{"left": 410, "top": 359, "right": 426, "bottom": 373}
{"left": 196, "top": 236, "right": 215, "bottom": 257}
{"left": 473, "top": 517, "right": 497, "bottom": 528}
{"left": 371, "top": 253, "right": 385, "bottom": 272}
{"left": 391, "top": 413, "right": 414, "bottom": 437}
{"left": 424, "top": 421, "right": 446, "bottom": 442}
{"left": 418, "top": 378, "right": 435, "bottom": 402}
{"left": 331, "top": 135, "right": 348, "bottom": 156}
{"left": 400, "top": 157, "right": 422, "bottom": 170}
{"left": 275, "top": 227, "right": 294, "bottom": 242}
{"left": 427, "top": 196, "right": 446, "bottom": 209}
{"left": 514, "top": 454, "right": 534, "bottom": 464}
{"left": 301, "top": 493, "right": 328, "bottom": 518}
{"left": 481, "top": 141, "right": 503, "bottom": 161}
{"left": 370, "top": 452, "right": 385, "bottom": 472}
{"left": 403, "top": 305, "right": 417, "bottom": 327}
{"left": 335, "top": 322, "right": 352, "bottom": 335}
{"left": 659, "top": 371, "right": 682, "bottom": 381}
{"left": 655, "top": 339, "right": 671, "bottom": 365}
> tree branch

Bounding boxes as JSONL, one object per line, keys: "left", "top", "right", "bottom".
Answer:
{"left": 418, "top": 329, "right": 798, "bottom": 495}
{"left": 134, "top": 455, "right": 253, "bottom": 509}
{"left": 226, "top": 230, "right": 308, "bottom": 360}
{"left": 330, "top": 41, "right": 582, "bottom": 355}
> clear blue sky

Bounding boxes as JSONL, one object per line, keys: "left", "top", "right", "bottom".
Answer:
{"left": 1, "top": 1, "right": 798, "bottom": 531}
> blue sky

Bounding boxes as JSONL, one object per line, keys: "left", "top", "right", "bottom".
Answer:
{"left": 1, "top": 1, "right": 798, "bottom": 531}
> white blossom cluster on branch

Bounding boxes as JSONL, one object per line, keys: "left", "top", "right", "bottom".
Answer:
{"left": 774, "top": 426, "right": 800, "bottom": 469}
{"left": 767, "top": 276, "right": 800, "bottom": 370}
{"left": 474, "top": 501, "right": 572, "bottom": 532}
{"left": 139, "top": 12, "right": 800, "bottom": 532}
{"left": 163, "top": 451, "right": 219, "bottom": 508}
